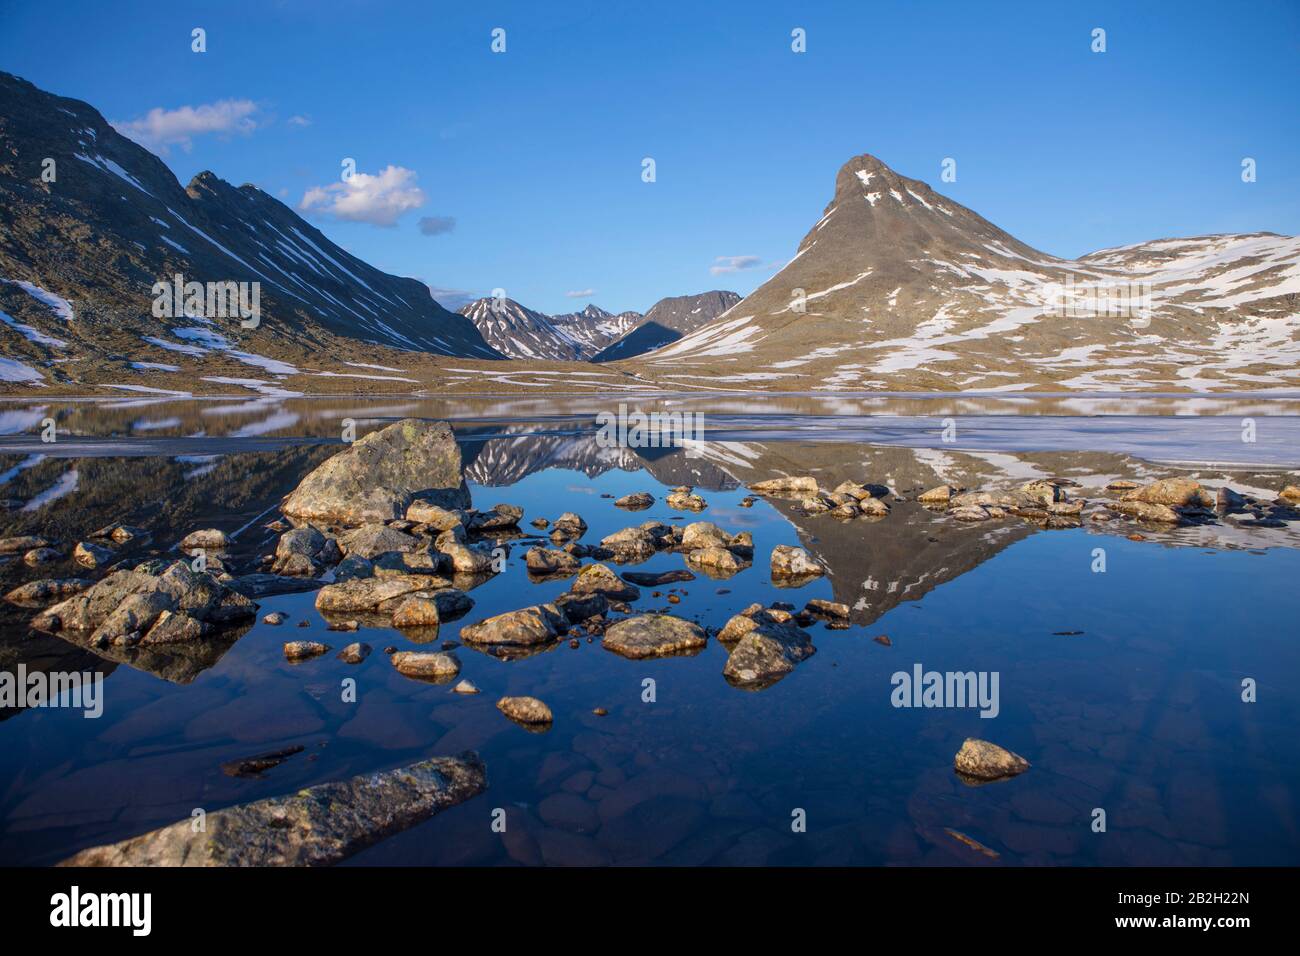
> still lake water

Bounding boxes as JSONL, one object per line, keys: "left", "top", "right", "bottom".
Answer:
{"left": 1, "top": 393, "right": 1298, "bottom": 866}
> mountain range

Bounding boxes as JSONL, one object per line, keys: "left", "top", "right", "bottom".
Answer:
{"left": 1, "top": 70, "right": 1297, "bottom": 395}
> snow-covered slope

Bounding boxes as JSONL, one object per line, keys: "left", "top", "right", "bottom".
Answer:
{"left": 592, "top": 290, "right": 741, "bottom": 361}
{"left": 631, "top": 153, "right": 1300, "bottom": 392}
{"left": 460, "top": 298, "right": 639, "bottom": 361}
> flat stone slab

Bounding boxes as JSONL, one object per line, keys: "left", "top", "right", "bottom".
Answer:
{"left": 58, "top": 752, "right": 487, "bottom": 866}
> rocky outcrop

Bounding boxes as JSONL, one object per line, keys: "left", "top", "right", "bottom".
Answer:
{"left": 602, "top": 614, "right": 708, "bottom": 659}
{"left": 314, "top": 574, "right": 451, "bottom": 613}
{"left": 1121, "top": 477, "right": 1214, "bottom": 509}
{"left": 953, "top": 738, "right": 1030, "bottom": 781}
{"left": 58, "top": 753, "right": 487, "bottom": 866}
{"left": 599, "top": 526, "right": 658, "bottom": 563}
{"left": 282, "top": 419, "right": 469, "bottom": 526}
{"left": 32, "top": 560, "right": 256, "bottom": 647}
{"left": 721, "top": 610, "right": 816, "bottom": 689}
{"left": 750, "top": 475, "right": 819, "bottom": 495}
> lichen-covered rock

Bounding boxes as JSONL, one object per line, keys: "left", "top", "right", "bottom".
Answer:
{"left": 57, "top": 752, "right": 487, "bottom": 866}
{"left": 679, "top": 521, "right": 732, "bottom": 551}
{"left": 391, "top": 589, "right": 473, "bottom": 627}
{"left": 282, "top": 418, "right": 469, "bottom": 526}
{"left": 769, "top": 545, "right": 825, "bottom": 579}
{"left": 272, "top": 525, "right": 342, "bottom": 576}
{"left": 315, "top": 574, "right": 451, "bottom": 613}
{"left": 571, "top": 562, "right": 640, "bottom": 601}
{"left": 22, "top": 547, "right": 61, "bottom": 565}
{"left": 554, "top": 591, "right": 609, "bottom": 622}
{"left": 1112, "top": 500, "right": 1182, "bottom": 523}
{"left": 525, "top": 547, "right": 581, "bottom": 575}
{"left": 1121, "top": 477, "right": 1214, "bottom": 509}
{"left": 551, "top": 513, "right": 588, "bottom": 538}
{"left": 953, "top": 738, "right": 1030, "bottom": 781}
{"left": 602, "top": 615, "right": 707, "bottom": 659}
{"left": 180, "top": 528, "right": 230, "bottom": 551}
{"left": 599, "top": 526, "right": 658, "bottom": 562}
{"left": 750, "top": 475, "right": 819, "bottom": 494}
{"left": 666, "top": 489, "right": 707, "bottom": 511}
{"left": 405, "top": 500, "right": 469, "bottom": 530}
{"left": 615, "top": 492, "right": 655, "bottom": 510}
{"left": 391, "top": 650, "right": 461, "bottom": 681}
{"left": 439, "top": 541, "right": 495, "bottom": 574}
{"left": 918, "top": 484, "right": 959, "bottom": 505}
{"left": 283, "top": 641, "right": 331, "bottom": 661}
{"left": 33, "top": 561, "right": 256, "bottom": 643}
{"left": 722, "top": 619, "right": 816, "bottom": 689}
{"left": 339, "top": 523, "right": 422, "bottom": 560}
{"left": 4, "top": 577, "right": 93, "bottom": 607}
{"left": 73, "top": 540, "right": 114, "bottom": 569}
{"left": 497, "top": 696, "right": 553, "bottom": 727}
{"left": 1280, "top": 484, "right": 1300, "bottom": 501}
{"left": 805, "top": 599, "right": 850, "bottom": 621}
{"left": 0, "top": 535, "right": 50, "bottom": 554}
{"left": 469, "top": 503, "right": 523, "bottom": 531}
{"left": 686, "top": 547, "right": 746, "bottom": 576}
{"left": 459, "top": 604, "right": 566, "bottom": 646}
{"left": 337, "top": 642, "right": 371, "bottom": 664}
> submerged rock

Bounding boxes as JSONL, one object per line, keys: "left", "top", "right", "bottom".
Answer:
{"left": 602, "top": 614, "right": 708, "bottom": 659}
{"left": 497, "top": 696, "right": 553, "bottom": 728}
{"left": 621, "top": 569, "right": 695, "bottom": 587}
{"left": 953, "top": 738, "right": 1030, "bottom": 781}
{"left": 58, "top": 752, "right": 487, "bottom": 866}
{"left": 220, "top": 745, "right": 305, "bottom": 779}
{"left": 769, "top": 545, "right": 825, "bottom": 579}
{"left": 282, "top": 418, "right": 469, "bottom": 526}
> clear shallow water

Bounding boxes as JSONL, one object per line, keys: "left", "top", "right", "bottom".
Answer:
{"left": 0, "top": 396, "right": 1298, "bottom": 866}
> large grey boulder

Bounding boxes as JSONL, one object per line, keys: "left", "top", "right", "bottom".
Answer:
{"left": 58, "top": 752, "right": 486, "bottom": 866}
{"left": 282, "top": 419, "right": 469, "bottom": 526}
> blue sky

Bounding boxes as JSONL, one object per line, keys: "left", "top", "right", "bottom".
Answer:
{"left": 3, "top": 0, "right": 1298, "bottom": 314}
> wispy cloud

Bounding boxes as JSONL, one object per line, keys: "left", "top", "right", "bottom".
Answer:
{"left": 427, "top": 285, "right": 479, "bottom": 311}
{"left": 418, "top": 215, "right": 456, "bottom": 236}
{"left": 287, "top": 114, "right": 312, "bottom": 128}
{"left": 299, "top": 165, "right": 426, "bottom": 227}
{"left": 709, "top": 255, "right": 762, "bottom": 275}
{"left": 565, "top": 288, "right": 596, "bottom": 298}
{"left": 112, "top": 99, "right": 260, "bottom": 153}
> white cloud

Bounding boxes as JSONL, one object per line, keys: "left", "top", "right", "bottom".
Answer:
{"left": 112, "top": 99, "right": 259, "bottom": 153}
{"left": 709, "top": 255, "right": 762, "bottom": 275}
{"left": 565, "top": 288, "right": 596, "bottom": 298}
{"left": 287, "top": 115, "right": 312, "bottom": 127}
{"left": 299, "top": 165, "right": 426, "bottom": 227}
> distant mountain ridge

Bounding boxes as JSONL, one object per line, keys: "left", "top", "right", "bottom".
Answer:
{"left": 592, "top": 290, "right": 742, "bottom": 361}
{"left": 0, "top": 70, "right": 500, "bottom": 392}
{"left": 459, "top": 298, "right": 640, "bottom": 361}
{"left": 629, "top": 153, "right": 1300, "bottom": 392}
